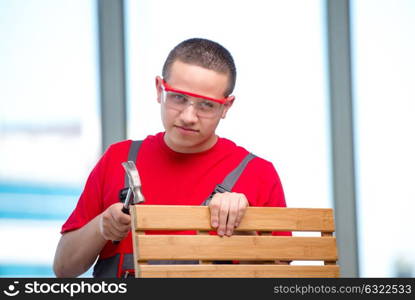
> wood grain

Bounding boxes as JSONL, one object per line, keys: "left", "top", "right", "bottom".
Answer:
{"left": 135, "top": 235, "right": 338, "bottom": 261}
{"left": 132, "top": 205, "right": 335, "bottom": 232}
{"left": 139, "top": 264, "right": 340, "bottom": 278}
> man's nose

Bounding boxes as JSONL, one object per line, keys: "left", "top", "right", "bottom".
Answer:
{"left": 179, "top": 102, "right": 198, "bottom": 123}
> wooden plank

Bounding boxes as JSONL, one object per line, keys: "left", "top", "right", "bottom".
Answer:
{"left": 138, "top": 265, "right": 340, "bottom": 278}
{"left": 321, "top": 232, "right": 337, "bottom": 265}
{"left": 130, "top": 204, "right": 141, "bottom": 277}
{"left": 132, "top": 205, "right": 335, "bottom": 232}
{"left": 136, "top": 235, "right": 338, "bottom": 261}
{"left": 197, "top": 231, "right": 212, "bottom": 265}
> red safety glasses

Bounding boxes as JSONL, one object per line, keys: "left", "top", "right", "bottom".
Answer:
{"left": 162, "top": 80, "right": 230, "bottom": 104}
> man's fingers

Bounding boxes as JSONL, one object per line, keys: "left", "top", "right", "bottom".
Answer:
{"left": 106, "top": 224, "right": 125, "bottom": 241}
{"left": 110, "top": 203, "right": 131, "bottom": 225}
{"left": 109, "top": 210, "right": 130, "bottom": 233}
{"left": 217, "top": 197, "right": 230, "bottom": 236}
{"left": 209, "top": 195, "right": 221, "bottom": 228}
{"left": 117, "top": 212, "right": 131, "bottom": 225}
{"left": 100, "top": 215, "right": 125, "bottom": 241}
{"left": 99, "top": 203, "right": 131, "bottom": 241}
{"left": 235, "top": 196, "right": 248, "bottom": 227}
{"left": 225, "top": 198, "right": 239, "bottom": 236}
{"left": 209, "top": 192, "right": 249, "bottom": 237}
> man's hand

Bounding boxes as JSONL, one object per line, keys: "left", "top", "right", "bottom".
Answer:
{"left": 99, "top": 203, "right": 131, "bottom": 241}
{"left": 209, "top": 192, "right": 249, "bottom": 237}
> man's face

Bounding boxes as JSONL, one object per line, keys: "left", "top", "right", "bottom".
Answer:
{"left": 155, "top": 60, "right": 234, "bottom": 153}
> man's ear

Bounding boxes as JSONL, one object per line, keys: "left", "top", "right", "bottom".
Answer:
{"left": 155, "top": 76, "right": 163, "bottom": 104}
{"left": 221, "top": 96, "right": 235, "bottom": 119}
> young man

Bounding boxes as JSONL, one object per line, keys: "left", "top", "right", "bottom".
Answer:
{"left": 53, "top": 38, "right": 288, "bottom": 278}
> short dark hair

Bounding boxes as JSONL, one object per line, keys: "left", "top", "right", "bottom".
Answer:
{"left": 162, "top": 38, "right": 236, "bottom": 96}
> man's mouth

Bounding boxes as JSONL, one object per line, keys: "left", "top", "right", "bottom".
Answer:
{"left": 175, "top": 125, "right": 199, "bottom": 132}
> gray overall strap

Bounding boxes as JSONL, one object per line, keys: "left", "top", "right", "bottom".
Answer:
{"left": 202, "top": 152, "right": 257, "bottom": 206}
{"left": 220, "top": 152, "right": 257, "bottom": 192}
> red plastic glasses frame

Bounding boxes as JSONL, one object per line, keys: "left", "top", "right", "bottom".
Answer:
{"left": 162, "top": 80, "right": 230, "bottom": 104}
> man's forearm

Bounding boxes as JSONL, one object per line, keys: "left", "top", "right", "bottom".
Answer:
{"left": 53, "top": 214, "right": 107, "bottom": 277}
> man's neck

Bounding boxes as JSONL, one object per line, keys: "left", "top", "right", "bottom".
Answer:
{"left": 164, "top": 134, "right": 218, "bottom": 154}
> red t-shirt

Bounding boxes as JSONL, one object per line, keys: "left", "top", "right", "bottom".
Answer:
{"left": 62, "top": 132, "right": 288, "bottom": 259}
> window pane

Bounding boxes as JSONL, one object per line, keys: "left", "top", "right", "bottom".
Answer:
{"left": 125, "top": 0, "right": 331, "bottom": 210}
{"left": 351, "top": 0, "right": 415, "bottom": 277}
{"left": 0, "top": 0, "right": 100, "bottom": 277}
